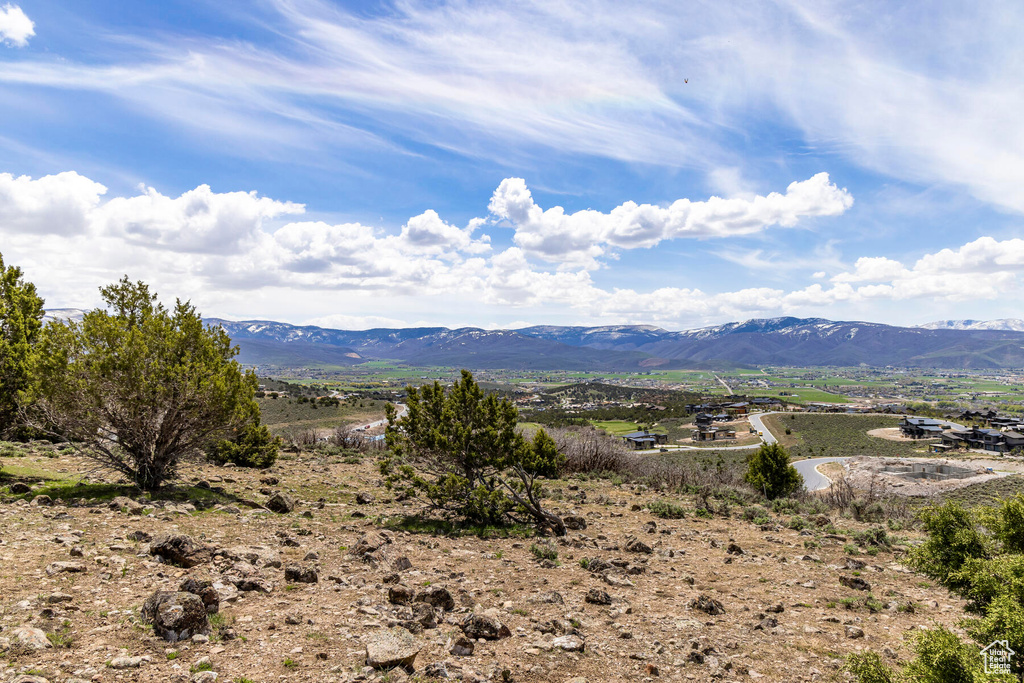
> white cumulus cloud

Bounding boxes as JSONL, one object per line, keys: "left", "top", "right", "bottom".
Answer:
{"left": 96, "top": 184, "right": 304, "bottom": 254}
{"left": 0, "top": 171, "right": 107, "bottom": 235}
{"left": 0, "top": 3, "right": 33, "bottom": 47}
{"left": 4, "top": 168, "right": 1024, "bottom": 330}
{"left": 488, "top": 173, "right": 853, "bottom": 269}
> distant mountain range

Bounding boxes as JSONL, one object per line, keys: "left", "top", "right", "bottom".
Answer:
{"left": 919, "top": 319, "right": 1024, "bottom": 332}
{"left": 42, "top": 310, "right": 1024, "bottom": 370}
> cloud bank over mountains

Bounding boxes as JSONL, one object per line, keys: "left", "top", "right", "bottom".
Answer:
{"left": 2, "top": 168, "right": 1022, "bottom": 328}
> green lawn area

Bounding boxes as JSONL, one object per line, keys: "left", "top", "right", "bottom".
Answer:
{"left": 592, "top": 420, "right": 642, "bottom": 436}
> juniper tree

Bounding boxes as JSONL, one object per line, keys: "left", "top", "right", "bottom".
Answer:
{"left": 381, "top": 369, "right": 566, "bottom": 534}
{"left": 26, "top": 277, "right": 261, "bottom": 490}
{"left": 0, "top": 252, "right": 44, "bottom": 437}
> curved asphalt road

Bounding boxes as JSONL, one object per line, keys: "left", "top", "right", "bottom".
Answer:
{"left": 794, "top": 457, "right": 850, "bottom": 491}
{"left": 746, "top": 412, "right": 778, "bottom": 445}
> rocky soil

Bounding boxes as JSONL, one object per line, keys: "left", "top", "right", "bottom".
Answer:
{"left": 0, "top": 449, "right": 970, "bottom": 683}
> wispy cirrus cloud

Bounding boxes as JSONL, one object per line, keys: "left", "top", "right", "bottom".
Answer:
{"left": 2, "top": 0, "right": 1024, "bottom": 222}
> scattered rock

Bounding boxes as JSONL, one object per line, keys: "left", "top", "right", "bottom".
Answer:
{"left": 150, "top": 535, "right": 212, "bottom": 568}
{"left": 8, "top": 482, "right": 31, "bottom": 494}
{"left": 260, "top": 475, "right": 279, "bottom": 485}
{"left": 846, "top": 625, "right": 866, "bottom": 639}
{"left": 624, "top": 536, "right": 653, "bottom": 554}
{"left": 355, "top": 492, "right": 375, "bottom": 505}
{"left": 30, "top": 494, "right": 53, "bottom": 506}
{"left": 45, "top": 561, "right": 86, "bottom": 575}
{"left": 365, "top": 626, "right": 421, "bottom": 670}
{"left": 180, "top": 577, "right": 220, "bottom": 613}
{"left": 461, "top": 614, "right": 511, "bottom": 640}
{"left": 416, "top": 585, "right": 455, "bottom": 611}
{"left": 585, "top": 589, "right": 613, "bottom": 605}
{"left": 11, "top": 625, "right": 52, "bottom": 650}
{"left": 127, "top": 530, "right": 152, "bottom": 543}
{"left": 552, "top": 634, "right": 585, "bottom": 652}
{"left": 393, "top": 556, "right": 413, "bottom": 571}
{"left": 449, "top": 635, "right": 475, "bottom": 656}
{"left": 690, "top": 594, "right": 725, "bottom": 615}
{"left": 563, "top": 515, "right": 587, "bottom": 530}
{"left": 141, "top": 591, "right": 210, "bottom": 642}
{"left": 284, "top": 565, "right": 319, "bottom": 584}
{"left": 726, "top": 543, "right": 745, "bottom": 556}
{"left": 840, "top": 575, "right": 872, "bottom": 591}
{"left": 266, "top": 492, "right": 296, "bottom": 513}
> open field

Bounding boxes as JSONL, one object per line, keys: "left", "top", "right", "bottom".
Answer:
{"left": 764, "top": 413, "right": 936, "bottom": 461}
{"left": 257, "top": 396, "right": 391, "bottom": 437}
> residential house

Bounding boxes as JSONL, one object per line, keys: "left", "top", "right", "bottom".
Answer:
{"left": 622, "top": 430, "right": 668, "bottom": 450}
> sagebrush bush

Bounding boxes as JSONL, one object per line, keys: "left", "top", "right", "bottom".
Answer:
{"left": 648, "top": 499, "right": 686, "bottom": 519}
{"left": 846, "top": 651, "right": 896, "bottom": 683}
{"left": 851, "top": 499, "right": 885, "bottom": 523}
{"left": 742, "top": 504, "right": 769, "bottom": 521}
{"left": 787, "top": 515, "right": 807, "bottom": 531}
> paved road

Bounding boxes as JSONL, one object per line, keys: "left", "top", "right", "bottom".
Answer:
{"left": 357, "top": 403, "right": 407, "bottom": 431}
{"left": 713, "top": 374, "right": 734, "bottom": 396}
{"left": 746, "top": 412, "right": 779, "bottom": 445}
{"left": 795, "top": 457, "right": 850, "bottom": 491}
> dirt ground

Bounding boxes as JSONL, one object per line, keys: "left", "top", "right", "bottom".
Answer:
{"left": 865, "top": 428, "right": 917, "bottom": 442}
{"left": 0, "top": 449, "right": 974, "bottom": 683}
{"left": 843, "top": 456, "right": 1010, "bottom": 497}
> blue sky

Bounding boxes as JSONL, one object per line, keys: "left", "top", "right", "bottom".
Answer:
{"left": 1, "top": 0, "right": 1023, "bottom": 330}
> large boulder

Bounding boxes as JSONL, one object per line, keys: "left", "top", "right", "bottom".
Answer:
{"left": 150, "top": 535, "right": 212, "bottom": 568}
{"left": 10, "top": 625, "right": 52, "bottom": 650}
{"left": 365, "top": 626, "right": 421, "bottom": 671}
{"left": 460, "top": 614, "right": 510, "bottom": 640}
{"left": 179, "top": 577, "right": 220, "bottom": 613}
{"left": 141, "top": 591, "right": 209, "bottom": 642}
{"left": 284, "top": 565, "right": 318, "bottom": 584}
{"left": 266, "top": 492, "right": 296, "bottom": 513}
{"left": 416, "top": 586, "right": 455, "bottom": 612}
{"left": 351, "top": 531, "right": 392, "bottom": 566}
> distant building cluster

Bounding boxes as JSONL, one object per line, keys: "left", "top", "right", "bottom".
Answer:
{"left": 900, "top": 414, "right": 1024, "bottom": 454}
